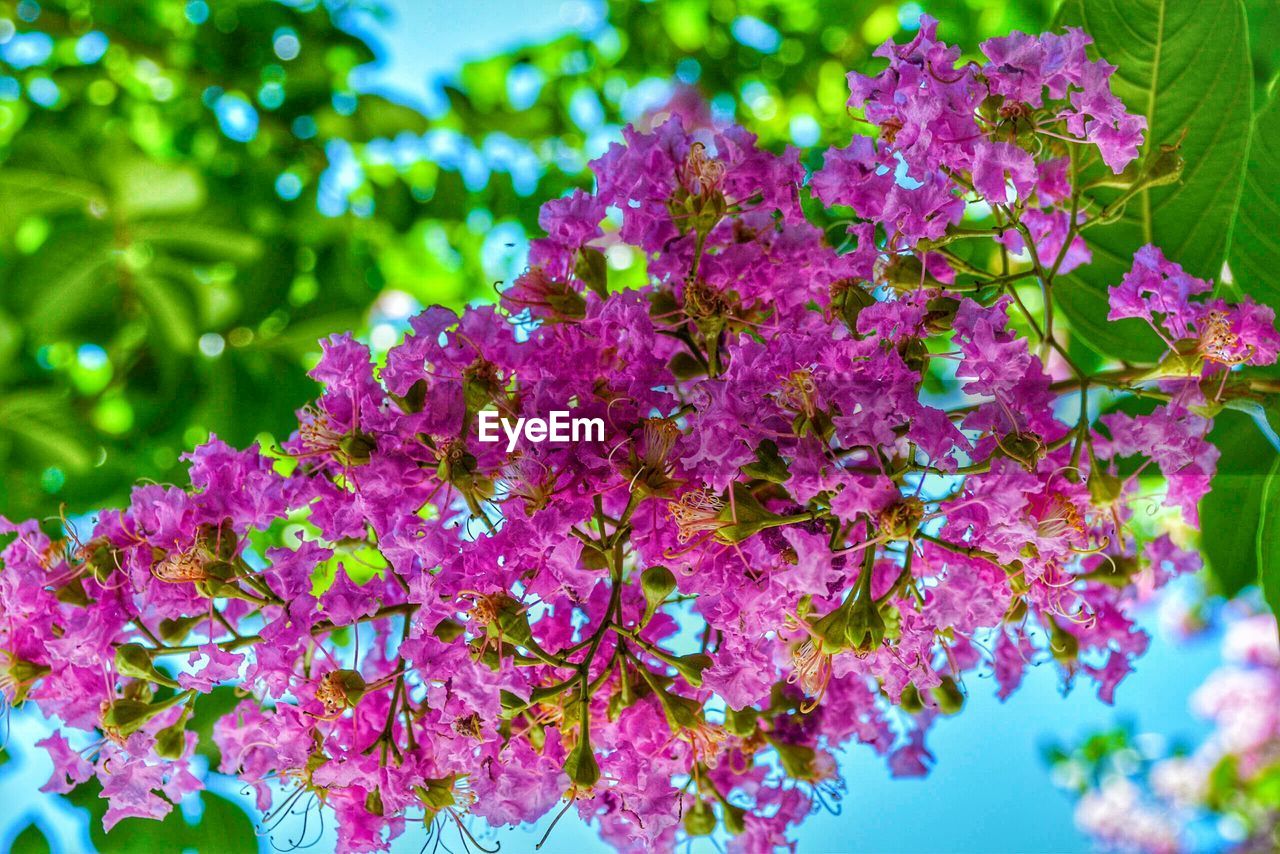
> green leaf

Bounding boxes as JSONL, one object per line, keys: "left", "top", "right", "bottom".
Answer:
{"left": 65, "top": 780, "right": 258, "bottom": 854}
{"left": 11, "top": 822, "right": 53, "bottom": 854}
{"left": 104, "top": 157, "right": 207, "bottom": 220}
{"left": 18, "top": 227, "right": 113, "bottom": 336}
{"left": 1054, "top": 0, "right": 1253, "bottom": 362}
{"left": 575, "top": 247, "right": 609, "bottom": 297}
{"left": 0, "top": 168, "right": 106, "bottom": 213}
{"left": 1201, "top": 409, "right": 1276, "bottom": 597}
{"left": 1257, "top": 455, "right": 1280, "bottom": 631}
{"left": 1227, "top": 92, "right": 1280, "bottom": 308}
{"left": 134, "top": 275, "right": 198, "bottom": 355}
{"left": 0, "top": 391, "right": 94, "bottom": 471}
{"left": 131, "top": 221, "right": 264, "bottom": 265}
{"left": 640, "top": 565, "right": 677, "bottom": 626}
{"left": 114, "top": 643, "right": 181, "bottom": 689}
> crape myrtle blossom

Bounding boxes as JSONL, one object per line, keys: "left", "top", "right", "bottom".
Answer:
{"left": 1053, "top": 609, "right": 1280, "bottom": 853}
{"left": 2, "top": 20, "right": 1278, "bottom": 854}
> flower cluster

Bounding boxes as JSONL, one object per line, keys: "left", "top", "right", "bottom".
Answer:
{"left": 2, "top": 17, "right": 1277, "bottom": 853}
{"left": 1052, "top": 608, "right": 1280, "bottom": 853}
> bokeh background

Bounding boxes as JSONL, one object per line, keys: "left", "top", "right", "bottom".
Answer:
{"left": 0, "top": 0, "right": 1277, "bottom": 850}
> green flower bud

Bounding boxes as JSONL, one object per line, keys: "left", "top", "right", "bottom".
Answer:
{"left": 155, "top": 706, "right": 192, "bottom": 760}
{"left": 1, "top": 656, "right": 50, "bottom": 706}
{"left": 671, "top": 653, "right": 712, "bottom": 689}
{"left": 563, "top": 734, "right": 600, "bottom": 788}
{"left": 432, "top": 617, "right": 465, "bottom": 643}
{"left": 641, "top": 565, "right": 677, "bottom": 626}
{"left": 765, "top": 735, "right": 818, "bottom": 781}
{"left": 998, "top": 431, "right": 1046, "bottom": 471}
{"left": 390, "top": 378, "right": 429, "bottom": 414}
{"left": 684, "top": 799, "right": 717, "bottom": 836}
{"left": 114, "top": 643, "right": 180, "bottom": 689}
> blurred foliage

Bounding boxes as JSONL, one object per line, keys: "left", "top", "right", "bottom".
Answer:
{"left": 434, "top": 0, "right": 1055, "bottom": 151}
{"left": 0, "top": 0, "right": 518, "bottom": 523}
{"left": 62, "top": 779, "right": 258, "bottom": 853}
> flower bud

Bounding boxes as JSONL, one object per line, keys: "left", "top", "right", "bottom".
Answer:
{"left": 1078, "top": 555, "right": 1141, "bottom": 588}
{"left": 741, "top": 439, "right": 791, "bottom": 484}
{"left": 415, "top": 776, "right": 460, "bottom": 812}
{"left": 432, "top": 618, "right": 465, "bottom": 643}
{"left": 0, "top": 655, "right": 50, "bottom": 706}
{"left": 898, "top": 337, "right": 930, "bottom": 375}
{"left": 844, "top": 588, "right": 887, "bottom": 653}
{"left": 390, "top": 378, "right": 429, "bottom": 414}
{"left": 155, "top": 707, "right": 191, "bottom": 760}
{"left": 1088, "top": 468, "right": 1123, "bottom": 506}
{"left": 641, "top": 565, "right": 677, "bottom": 626}
{"left": 197, "top": 518, "right": 238, "bottom": 561}
{"left": 671, "top": 653, "right": 712, "bottom": 689}
{"left": 114, "top": 643, "right": 181, "bottom": 689}
{"left": 1004, "top": 596, "right": 1028, "bottom": 624}
{"left": 102, "top": 698, "right": 156, "bottom": 739}
{"left": 924, "top": 296, "right": 960, "bottom": 333}
{"left": 563, "top": 731, "right": 601, "bottom": 788}
{"left": 874, "top": 254, "right": 935, "bottom": 293}
{"left": 54, "top": 577, "right": 90, "bottom": 607}
{"left": 764, "top": 735, "right": 818, "bottom": 781}
{"left": 684, "top": 799, "right": 717, "bottom": 836}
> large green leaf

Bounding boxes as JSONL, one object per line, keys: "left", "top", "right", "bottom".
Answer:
{"left": 65, "top": 782, "right": 258, "bottom": 854}
{"left": 1201, "top": 409, "right": 1277, "bottom": 597}
{"left": 1055, "top": 0, "right": 1253, "bottom": 362}
{"left": 1257, "top": 455, "right": 1280, "bottom": 630}
{"left": 130, "top": 221, "right": 264, "bottom": 266}
{"left": 1227, "top": 92, "right": 1280, "bottom": 308}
